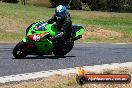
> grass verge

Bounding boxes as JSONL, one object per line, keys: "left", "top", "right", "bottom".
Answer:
{"left": 0, "top": 2, "right": 132, "bottom": 43}
{"left": 0, "top": 67, "right": 132, "bottom": 88}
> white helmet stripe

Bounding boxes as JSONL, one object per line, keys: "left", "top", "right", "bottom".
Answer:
{"left": 56, "top": 5, "right": 63, "bottom": 12}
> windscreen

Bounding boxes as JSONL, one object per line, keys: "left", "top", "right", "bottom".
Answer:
{"left": 35, "top": 21, "right": 48, "bottom": 31}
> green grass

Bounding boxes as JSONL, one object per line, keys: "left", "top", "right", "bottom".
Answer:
{"left": 0, "top": 2, "right": 132, "bottom": 43}
{"left": 71, "top": 10, "right": 132, "bottom": 33}
{"left": 1, "top": 68, "right": 132, "bottom": 88}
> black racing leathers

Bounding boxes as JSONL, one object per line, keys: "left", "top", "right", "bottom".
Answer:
{"left": 46, "top": 12, "right": 72, "bottom": 41}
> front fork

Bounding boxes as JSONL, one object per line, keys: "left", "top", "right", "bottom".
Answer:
{"left": 24, "top": 43, "right": 33, "bottom": 52}
{"left": 22, "top": 38, "right": 33, "bottom": 52}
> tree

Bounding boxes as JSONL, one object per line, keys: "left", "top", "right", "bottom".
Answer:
{"left": 21, "top": 0, "right": 26, "bottom": 5}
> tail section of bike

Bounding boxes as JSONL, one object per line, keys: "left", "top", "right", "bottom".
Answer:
{"left": 72, "top": 25, "right": 84, "bottom": 41}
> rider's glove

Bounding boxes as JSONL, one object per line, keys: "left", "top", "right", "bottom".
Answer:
{"left": 49, "top": 32, "right": 64, "bottom": 42}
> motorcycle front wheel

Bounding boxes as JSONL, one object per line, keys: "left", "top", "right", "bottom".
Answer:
{"left": 13, "top": 41, "right": 28, "bottom": 59}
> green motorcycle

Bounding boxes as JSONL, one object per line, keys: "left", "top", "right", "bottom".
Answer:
{"left": 13, "top": 21, "right": 84, "bottom": 59}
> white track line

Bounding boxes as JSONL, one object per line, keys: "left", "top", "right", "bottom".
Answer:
{"left": 0, "top": 62, "right": 132, "bottom": 84}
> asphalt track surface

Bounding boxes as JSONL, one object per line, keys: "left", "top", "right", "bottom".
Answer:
{"left": 0, "top": 43, "right": 132, "bottom": 77}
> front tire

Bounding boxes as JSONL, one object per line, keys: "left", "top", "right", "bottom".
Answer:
{"left": 13, "top": 42, "right": 27, "bottom": 59}
{"left": 53, "top": 41, "right": 74, "bottom": 57}
{"left": 76, "top": 75, "right": 86, "bottom": 85}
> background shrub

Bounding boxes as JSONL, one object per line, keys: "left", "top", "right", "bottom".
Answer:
{"left": 1, "top": 0, "right": 18, "bottom": 3}
{"left": 49, "top": 0, "right": 70, "bottom": 8}
{"left": 81, "top": 0, "right": 132, "bottom": 12}
{"left": 69, "top": 0, "right": 82, "bottom": 10}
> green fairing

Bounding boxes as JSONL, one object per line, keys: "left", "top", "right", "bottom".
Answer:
{"left": 22, "top": 37, "right": 29, "bottom": 43}
{"left": 22, "top": 21, "right": 84, "bottom": 54}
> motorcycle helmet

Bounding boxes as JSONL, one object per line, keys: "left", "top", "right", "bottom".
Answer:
{"left": 55, "top": 5, "right": 67, "bottom": 17}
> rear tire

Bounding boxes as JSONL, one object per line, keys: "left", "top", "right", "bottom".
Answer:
{"left": 53, "top": 41, "right": 74, "bottom": 57}
{"left": 13, "top": 42, "right": 28, "bottom": 59}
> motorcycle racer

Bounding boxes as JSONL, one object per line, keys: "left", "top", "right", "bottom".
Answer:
{"left": 46, "top": 5, "right": 72, "bottom": 42}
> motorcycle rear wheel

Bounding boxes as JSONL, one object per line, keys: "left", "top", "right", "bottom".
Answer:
{"left": 53, "top": 41, "right": 74, "bottom": 57}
